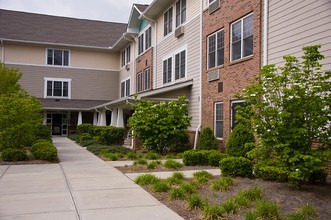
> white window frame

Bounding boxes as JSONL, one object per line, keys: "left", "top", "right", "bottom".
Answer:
{"left": 174, "top": 50, "right": 186, "bottom": 80}
{"left": 162, "top": 45, "right": 187, "bottom": 85}
{"left": 46, "top": 49, "right": 70, "bottom": 66}
{"left": 121, "top": 45, "right": 131, "bottom": 67}
{"left": 207, "top": 28, "right": 224, "bottom": 69}
{"left": 230, "top": 13, "right": 254, "bottom": 62}
{"left": 137, "top": 72, "right": 143, "bottom": 93}
{"left": 164, "top": 6, "right": 173, "bottom": 36}
{"left": 144, "top": 68, "right": 151, "bottom": 91}
{"left": 176, "top": 0, "right": 186, "bottom": 28}
{"left": 138, "top": 33, "right": 144, "bottom": 55}
{"left": 145, "top": 26, "right": 152, "bottom": 50}
{"left": 214, "top": 102, "right": 224, "bottom": 139}
{"left": 163, "top": 57, "right": 172, "bottom": 84}
{"left": 120, "top": 78, "right": 131, "bottom": 98}
{"left": 44, "top": 77, "right": 72, "bottom": 99}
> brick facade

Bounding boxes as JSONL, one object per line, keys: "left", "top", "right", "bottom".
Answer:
{"left": 201, "top": 0, "right": 262, "bottom": 149}
{"left": 135, "top": 47, "right": 154, "bottom": 93}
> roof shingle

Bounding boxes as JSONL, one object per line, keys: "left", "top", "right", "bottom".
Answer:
{"left": 0, "top": 9, "right": 127, "bottom": 48}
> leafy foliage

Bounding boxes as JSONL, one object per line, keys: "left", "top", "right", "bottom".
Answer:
{"left": 0, "top": 64, "right": 42, "bottom": 149}
{"left": 237, "top": 45, "right": 331, "bottom": 186}
{"left": 128, "top": 96, "right": 192, "bottom": 153}
{"left": 1, "top": 148, "right": 28, "bottom": 161}
{"left": 198, "top": 127, "right": 218, "bottom": 150}
{"left": 226, "top": 123, "right": 255, "bottom": 157}
{"left": 220, "top": 156, "right": 253, "bottom": 178}
{"left": 31, "top": 141, "right": 58, "bottom": 161}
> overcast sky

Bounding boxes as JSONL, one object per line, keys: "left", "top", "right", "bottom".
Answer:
{"left": 0, "top": 0, "right": 153, "bottom": 23}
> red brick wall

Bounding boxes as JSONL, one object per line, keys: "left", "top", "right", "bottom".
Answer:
{"left": 135, "top": 47, "right": 154, "bottom": 93}
{"left": 202, "top": 0, "right": 262, "bottom": 149}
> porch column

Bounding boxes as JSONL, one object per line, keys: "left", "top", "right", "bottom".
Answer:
{"left": 43, "top": 111, "right": 47, "bottom": 125}
{"left": 110, "top": 108, "right": 118, "bottom": 127}
{"left": 77, "top": 111, "right": 83, "bottom": 125}
{"left": 93, "top": 112, "right": 98, "bottom": 126}
{"left": 117, "top": 107, "right": 124, "bottom": 128}
{"left": 98, "top": 109, "right": 107, "bottom": 126}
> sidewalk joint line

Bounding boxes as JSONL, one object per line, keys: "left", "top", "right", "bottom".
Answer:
{"left": 0, "top": 165, "right": 11, "bottom": 181}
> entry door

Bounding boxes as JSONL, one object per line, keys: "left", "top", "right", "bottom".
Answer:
{"left": 62, "top": 114, "right": 68, "bottom": 136}
{"left": 52, "top": 114, "right": 62, "bottom": 135}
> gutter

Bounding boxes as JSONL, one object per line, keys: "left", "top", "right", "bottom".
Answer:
{"left": 263, "top": 0, "right": 268, "bottom": 66}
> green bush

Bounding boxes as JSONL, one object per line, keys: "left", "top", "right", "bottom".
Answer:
{"left": 77, "top": 123, "right": 94, "bottom": 135}
{"left": 254, "top": 199, "right": 280, "bottom": 220}
{"left": 220, "top": 156, "right": 253, "bottom": 178}
{"left": 198, "top": 127, "right": 218, "bottom": 150}
{"left": 255, "top": 164, "right": 289, "bottom": 182}
{"left": 163, "top": 159, "right": 183, "bottom": 169}
{"left": 102, "top": 152, "right": 123, "bottom": 161}
{"left": 35, "top": 124, "right": 51, "bottom": 140}
{"left": 187, "top": 194, "right": 204, "bottom": 210}
{"left": 308, "top": 168, "right": 327, "bottom": 184}
{"left": 168, "top": 188, "right": 186, "bottom": 200}
{"left": 86, "top": 144, "right": 132, "bottom": 155}
{"left": 68, "top": 134, "right": 80, "bottom": 142}
{"left": 99, "top": 126, "right": 125, "bottom": 145}
{"left": 80, "top": 133, "right": 92, "bottom": 142}
{"left": 226, "top": 124, "right": 255, "bottom": 157}
{"left": 126, "top": 152, "right": 139, "bottom": 160}
{"left": 208, "top": 150, "right": 222, "bottom": 167}
{"left": 145, "top": 152, "right": 161, "bottom": 160}
{"left": 152, "top": 181, "right": 170, "bottom": 192}
{"left": 202, "top": 205, "right": 224, "bottom": 220}
{"left": 134, "top": 158, "right": 148, "bottom": 165}
{"left": 211, "top": 176, "right": 234, "bottom": 191}
{"left": 182, "top": 150, "right": 209, "bottom": 166}
{"left": 134, "top": 174, "right": 159, "bottom": 186}
{"left": 31, "top": 141, "right": 57, "bottom": 161}
{"left": 1, "top": 148, "right": 28, "bottom": 161}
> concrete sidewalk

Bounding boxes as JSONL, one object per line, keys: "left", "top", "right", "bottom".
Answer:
{"left": 0, "top": 137, "right": 183, "bottom": 220}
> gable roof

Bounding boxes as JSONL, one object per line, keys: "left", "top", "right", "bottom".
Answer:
{"left": 135, "top": 4, "right": 149, "bottom": 13}
{"left": 0, "top": 9, "right": 127, "bottom": 48}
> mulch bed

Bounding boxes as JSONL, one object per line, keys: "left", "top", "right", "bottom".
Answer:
{"left": 116, "top": 164, "right": 217, "bottom": 173}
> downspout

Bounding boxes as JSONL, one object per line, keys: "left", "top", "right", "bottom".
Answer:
{"left": 263, "top": 0, "right": 269, "bottom": 66}
{"left": 194, "top": 0, "right": 204, "bottom": 150}
{"left": 1, "top": 39, "right": 4, "bottom": 62}
{"left": 94, "top": 108, "right": 101, "bottom": 126}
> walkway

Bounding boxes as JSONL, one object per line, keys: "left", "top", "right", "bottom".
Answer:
{"left": 0, "top": 137, "right": 183, "bottom": 220}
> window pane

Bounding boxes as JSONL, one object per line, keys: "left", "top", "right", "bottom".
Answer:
{"left": 217, "top": 30, "right": 224, "bottom": 65}
{"left": 232, "top": 21, "right": 241, "bottom": 43}
{"left": 181, "top": 0, "right": 186, "bottom": 23}
{"left": 208, "top": 34, "right": 216, "bottom": 68}
{"left": 63, "top": 51, "right": 69, "bottom": 66}
{"left": 63, "top": 82, "right": 68, "bottom": 97}
{"left": 121, "top": 82, "right": 125, "bottom": 97}
{"left": 53, "top": 81, "right": 62, "bottom": 96}
{"left": 127, "top": 46, "right": 131, "bottom": 63}
{"left": 144, "top": 69, "right": 150, "bottom": 90}
{"left": 167, "top": 58, "right": 172, "bottom": 83}
{"left": 163, "top": 60, "right": 167, "bottom": 84}
{"left": 169, "top": 8, "right": 173, "bottom": 33}
{"left": 126, "top": 79, "right": 130, "bottom": 96}
{"left": 47, "top": 81, "right": 52, "bottom": 96}
{"left": 175, "top": 53, "right": 180, "bottom": 80}
{"left": 217, "top": 48, "right": 224, "bottom": 66}
{"left": 243, "top": 35, "right": 253, "bottom": 57}
{"left": 137, "top": 73, "right": 142, "bottom": 92}
{"left": 54, "top": 50, "right": 62, "bottom": 65}
{"left": 215, "top": 121, "right": 223, "bottom": 138}
{"left": 47, "top": 49, "right": 53, "bottom": 65}
{"left": 121, "top": 50, "right": 125, "bottom": 66}
{"left": 232, "top": 41, "right": 241, "bottom": 61}
{"left": 243, "top": 15, "right": 253, "bottom": 38}
{"left": 176, "top": 1, "right": 180, "bottom": 27}
{"left": 180, "top": 51, "right": 185, "bottom": 78}
{"left": 215, "top": 103, "right": 223, "bottom": 138}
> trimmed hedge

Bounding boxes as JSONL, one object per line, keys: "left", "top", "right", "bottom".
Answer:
{"left": 1, "top": 148, "right": 28, "bottom": 161}
{"left": 220, "top": 156, "right": 253, "bottom": 178}
{"left": 86, "top": 144, "right": 132, "bottom": 155}
{"left": 183, "top": 150, "right": 228, "bottom": 167}
{"left": 31, "top": 141, "right": 57, "bottom": 161}
{"left": 99, "top": 126, "right": 125, "bottom": 145}
{"left": 77, "top": 123, "right": 94, "bottom": 135}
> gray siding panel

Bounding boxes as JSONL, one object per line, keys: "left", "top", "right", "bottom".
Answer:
{"left": 7, "top": 64, "right": 119, "bottom": 100}
{"left": 268, "top": 0, "right": 331, "bottom": 70}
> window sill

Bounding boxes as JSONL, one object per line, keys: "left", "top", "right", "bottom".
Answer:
{"left": 229, "top": 55, "right": 254, "bottom": 66}
{"left": 45, "top": 97, "right": 70, "bottom": 100}
{"left": 207, "top": 65, "right": 224, "bottom": 72}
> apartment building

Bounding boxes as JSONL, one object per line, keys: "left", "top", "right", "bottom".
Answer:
{"left": 201, "top": 0, "right": 262, "bottom": 148}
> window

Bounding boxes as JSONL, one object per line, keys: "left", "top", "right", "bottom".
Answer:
{"left": 44, "top": 78, "right": 71, "bottom": 99}
{"left": 144, "top": 68, "right": 151, "bottom": 90}
{"left": 215, "top": 102, "right": 223, "bottom": 138}
{"left": 231, "top": 100, "right": 245, "bottom": 129}
{"left": 137, "top": 72, "right": 143, "bottom": 93}
{"left": 163, "top": 57, "right": 172, "bottom": 84}
{"left": 176, "top": 0, "right": 186, "bottom": 27}
{"left": 164, "top": 7, "right": 173, "bottom": 36}
{"left": 208, "top": 29, "right": 224, "bottom": 69}
{"left": 175, "top": 50, "right": 186, "bottom": 80}
{"left": 145, "top": 27, "right": 152, "bottom": 50}
{"left": 121, "top": 79, "right": 130, "bottom": 98}
{"left": 47, "top": 49, "right": 69, "bottom": 66}
{"left": 231, "top": 13, "right": 253, "bottom": 61}
{"left": 121, "top": 45, "right": 131, "bottom": 67}
{"left": 138, "top": 34, "right": 144, "bottom": 55}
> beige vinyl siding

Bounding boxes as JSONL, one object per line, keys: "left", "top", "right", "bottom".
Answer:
{"left": 71, "top": 50, "right": 119, "bottom": 70}
{"left": 7, "top": 64, "right": 119, "bottom": 100}
{"left": 268, "top": 0, "right": 331, "bottom": 70}
{"left": 5, "top": 44, "right": 45, "bottom": 65}
{"left": 119, "top": 42, "right": 135, "bottom": 98}
{"left": 155, "top": 15, "right": 201, "bottom": 130}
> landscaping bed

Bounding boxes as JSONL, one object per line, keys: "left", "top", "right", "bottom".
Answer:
{"left": 116, "top": 164, "right": 215, "bottom": 173}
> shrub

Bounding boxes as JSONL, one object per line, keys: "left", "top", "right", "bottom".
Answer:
{"left": 168, "top": 188, "right": 186, "bottom": 200}
{"left": 35, "top": 139, "right": 52, "bottom": 144}
{"left": 202, "top": 205, "right": 224, "bottom": 220}
{"left": 134, "top": 174, "right": 159, "bottom": 186}
{"left": 255, "top": 164, "right": 288, "bottom": 182}
{"left": 102, "top": 153, "right": 123, "bottom": 161}
{"left": 220, "top": 156, "right": 253, "bottom": 178}
{"left": 163, "top": 159, "right": 183, "bottom": 169}
{"left": 220, "top": 197, "right": 238, "bottom": 214}
{"left": 35, "top": 124, "right": 51, "bottom": 140}
{"left": 77, "top": 123, "right": 94, "bottom": 135}
{"left": 146, "top": 161, "right": 157, "bottom": 170}
{"left": 1, "top": 148, "right": 28, "bottom": 161}
{"left": 198, "top": 127, "right": 218, "bottom": 150}
{"left": 182, "top": 150, "right": 209, "bottom": 166}
{"left": 286, "top": 203, "right": 318, "bottom": 220}
{"left": 308, "top": 168, "right": 327, "bottom": 184}
{"left": 134, "top": 158, "right": 148, "bottom": 165}
{"left": 193, "top": 171, "right": 213, "bottom": 184}
{"left": 237, "top": 187, "right": 263, "bottom": 202}
{"left": 208, "top": 150, "right": 222, "bottom": 167}
{"left": 187, "top": 194, "right": 204, "bottom": 210}
{"left": 166, "top": 172, "right": 185, "bottom": 185}
{"left": 152, "top": 181, "right": 170, "bottom": 192}
{"left": 179, "top": 182, "right": 196, "bottom": 195}
{"left": 126, "top": 152, "right": 139, "bottom": 160}
{"left": 145, "top": 152, "right": 161, "bottom": 160}
{"left": 211, "top": 176, "right": 234, "bottom": 191}
{"left": 254, "top": 199, "right": 280, "bottom": 220}
{"left": 80, "top": 133, "right": 93, "bottom": 144}
{"left": 31, "top": 141, "right": 57, "bottom": 161}
{"left": 226, "top": 124, "right": 255, "bottom": 158}
{"left": 86, "top": 144, "right": 108, "bottom": 155}
{"left": 99, "top": 126, "right": 125, "bottom": 145}
{"left": 68, "top": 134, "right": 80, "bottom": 142}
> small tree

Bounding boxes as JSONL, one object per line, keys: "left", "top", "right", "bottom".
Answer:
{"left": 0, "top": 64, "right": 42, "bottom": 149}
{"left": 198, "top": 127, "right": 218, "bottom": 150}
{"left": 226, "top": 123, "right": 255, "bottom": 157}
{"left": 238, "top": 45, "right": 331, "bottom": 186}
{"left": 128, "top": 96, "right": 192, "bottom": 153}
